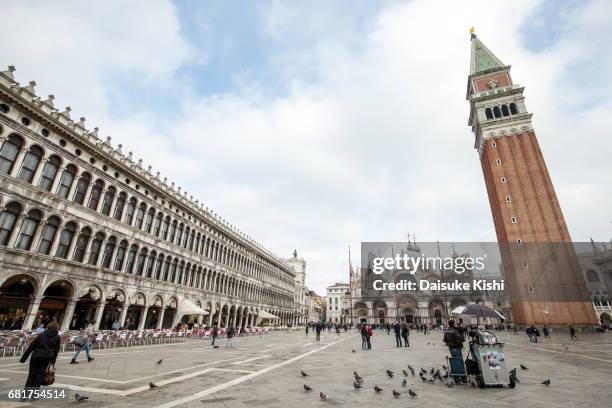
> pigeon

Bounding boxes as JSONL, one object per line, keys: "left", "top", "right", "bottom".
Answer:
{"left": 520, "top": 364, "right": 528, "bottom": 370}
{"left": 156, "top": 359, "right": 163, "bottom": 365}
{"left": 426, "top": 378, "right": 435, "bottom": 383}
{"left": 409, "top": 367, "right": 415, "bottom": 376}
{"left": 541, "top": 379, "right": 551, "bottom": 386}
{"left": 430, "top": 368, "right": 435, "bottom": 375}
{"left": 427, "top": 342, "right": 430, "bottom": 345}
{"left": 353, "top": 381, "right": 362, "bottom": 390}
{"left": 149, "top": 382, "right": 158, "bottom": 388}
{"left": 320, "top": 392, "right": 328, "bottom": 400}
{"left": 386, "top": 369, "right": 394, "bottom": 378}
{"left": 355, "top": 377, "right": 364, "bottom": 384}
{"left": 403, "top": 369, "right": 409, "bottom": 377}
{"left": 374, "top": 385, "right": 383, "bottom": 393}
{"left": 354, "top": 371, "right": 362, "bottom": 380}
{"left": 304, "top": 384, "right": 312, "bottom": 392}
{"left": 420, "top": 368, "right": 427, "bottom": 375}
{"left": 75, "top": 393, "right": 89, "bottom": 402}
{"left": 401, "top": 378, "right": 407, "bottom": 387}
{"left": 420, "top": 374, "right": 427, "bottom": 382}
{"left": 352, "top": 349, "right": 356, "bottom": 353}
{"left": 301, "top": 370, "right": 309, "bottom": 377}
{"left": 407, "top": 364, "right": 414, "bottom": 371}
{"left": 442, "top": 365, "right": 448, "bottom": 370}
{"left": 408, "top": 389, "right": 417, "bottom": 397}
{"left": 393, "top": 390, "right": 401, "bottom": 398}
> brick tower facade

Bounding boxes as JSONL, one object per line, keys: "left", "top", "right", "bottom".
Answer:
{"left": 466, "top": 33, "right": 597, "bottom": 326}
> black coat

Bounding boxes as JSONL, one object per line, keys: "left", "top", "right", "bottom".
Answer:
{"left": 20, "top": 329, "right": 61, "bottom": 364}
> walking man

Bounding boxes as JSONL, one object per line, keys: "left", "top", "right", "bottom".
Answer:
{"left": 71, "top": 321, "right": 95, "bottom": 364}
{"left": 211, "top": 326, "right": 218, "bottom": 347}
{"left": 393, "top": 322, "right": 402, "bottom": 347}
{"left": 569, "top": 325, "right": 577, "bottom": 340}
{"left": 366, "top": 325, "right": 373, "bottom": 350}
{"left": 360, "top": 324, "right": 368, "bottom": 350}
{"left": 225, "top": 326, "right": 235, "bottom": 348}
{"left": 401, "top": 323, "right": 409, "bottom": 347}
{"left": 315, "top": 322, "right": 322, "bottom": 341}
{"left": 542, "top": 325, "right": 550, "bottom": 339}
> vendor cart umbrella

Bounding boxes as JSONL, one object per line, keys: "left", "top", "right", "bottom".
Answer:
{"left": 451, "top": 304, "right": 505, "bottom": 323}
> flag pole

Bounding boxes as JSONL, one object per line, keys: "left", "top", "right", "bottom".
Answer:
{"left": 349, "top": 245, "right": 354, "bottom": 325}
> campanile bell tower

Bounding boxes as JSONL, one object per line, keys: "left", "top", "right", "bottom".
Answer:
{"left": 466, "top": 31, "right": 597, "bottom": 326}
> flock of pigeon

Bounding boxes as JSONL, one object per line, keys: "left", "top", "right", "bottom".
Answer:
{"left": 302, "top": 359, "right": 551, "bottom": 402}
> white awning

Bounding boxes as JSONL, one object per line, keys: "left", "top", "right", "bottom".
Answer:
{"left": 177, "top": 299, "right": 209, "bottom": 318}
{"left": 257, "top": 310, "right": 279, "bottom": 320}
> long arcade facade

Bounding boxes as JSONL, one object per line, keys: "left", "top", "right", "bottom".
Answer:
{"left": 0, "top": 66, "right": 295, "bottom": 332}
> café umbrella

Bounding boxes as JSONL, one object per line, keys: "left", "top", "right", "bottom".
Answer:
{"left": 451, "top": 304, "right": 505, "bottom": 321}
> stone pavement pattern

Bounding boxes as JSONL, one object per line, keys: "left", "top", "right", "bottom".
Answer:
{"left": 0, "top": 328, "right": 610, "bottom": 407}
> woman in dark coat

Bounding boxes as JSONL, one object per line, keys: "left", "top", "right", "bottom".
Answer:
{"left": 19, "top": 321, "right": 60, "bottom": 390}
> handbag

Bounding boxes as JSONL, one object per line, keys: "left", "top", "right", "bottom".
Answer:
{"left": 71, "top": 336, "right": 85, "bottom": 347}
{"left": 42, "top": 362, "right": 55, "bottom": 386}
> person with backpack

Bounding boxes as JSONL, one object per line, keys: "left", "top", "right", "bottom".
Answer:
{"left": 366, "top": 325, "right": 373, "bottom": 350}
{"left": 401, "top": 323, "right": 409, "bottom": 347}
{"left": 211, "top": 326, "right": 219, "bottom": 347}
{"left": 225, "top": 326, "right": 235, "bottom": 348}
{"left": 19, "top": 321, "right": 60, "bottom": 397}
{"left": 443, "top": 320, "right": 465, "bottom": 382}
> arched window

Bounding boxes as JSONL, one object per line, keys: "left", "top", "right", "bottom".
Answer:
{"left": 195, "top": 233, "right": 201, "bottom": 253}
{"left": 170, "top": 259, "right": 178, "bottom": 282}
{"left": 135, "top": 203, "right": 146, "bottom": 229}
{"left": 114, "top": 240, "right": 128, "bottom": 271}
{"left": 88, "top": 232, "right": 105, "bottom": 265}
{"left": 15, "top": 209, "right": 42, "bottom": 250}
{"left": 125, "top": 198, "right": 137, "bottom": 225}
{"left": 144, "top": 208, "right": 154, "bottom": 233}
{"left": 189, "top": 230, "right": 195, "bottom": 251}
{"left": 493, "top": 106, "right": 501, "bottom": 118}
{"left": 169, "top": 220, "right": 177, "bottom": 242}
{"left": 17, "top": 145, "right": 44, "bottom": 183}
{"left": 155, "top": 254, "right": 164, "bottom": 279}
{"left": 163, "top": 257, "right": 171, "bottom": 281}
{"left": 88, "top": 179, "right": 104, "bottom": 211}
{"left": 509, "top": 103, "right": 518, "bottom": 115}
{"left": 38, "top": 155, "right": 61, "bottom": 191}
{"left": 55, "top": 221, "right": 76, "bottom": 258}
{"left": 153, "top": 212, "right": 162, "bottom": 236}
{"left": 161, "top": 216, "right": 170, "bottom": 240}
{"left": 113, "top": 192, "right": 127, "bottom": 221}
{"left": 56, "top": 164, "right": 77, "bottom": 198}
{"left": 73, "top": 227, "right": 91, "bottom": 262}
{"left": 146, "top": 250, "right": 156, "bottom": 278}
{"left": 101, "top": 186, "right": 116, "bottom": 216}
{"left": 501, "top": 104, "right": 510, "bottom": 117}
{"left": 0, "top": 202, "right": 22, "bottom": 246}
{"left": 587, "top": 270, "right": 600, "bottom": 283}
{"left": 183, "top": 227, "right": 190, "bottom": 248}
{"left": 136, "top": 248, "right": 147, "bottom": 275}
{"left": 125, "top": 244, "right": 138, "bottom": 273}
{"left": 101, "top": 236, "right": 116, "bottom": 268}
{"left": 0, "top": 134, "right": 24, "bottom": 174}
{"left": 73, "top": 173, "right": 91, "bottom": 205}
{"left": 176, "top": 223, "right": 184, "bottom": 245}
{"left": 178, "top": 261, "right": 185, "bottom": 284}
{"left": 37, "top": 215, "right": 60, "bottom": 255}
{"left": 485, "top": 108, "right": 493, "bottom": 120}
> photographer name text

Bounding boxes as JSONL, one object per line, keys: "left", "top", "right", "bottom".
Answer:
{"left": 372, "top": 279, "right": 505, "bottom": 292}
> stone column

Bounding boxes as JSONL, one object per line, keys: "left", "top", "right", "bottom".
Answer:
{"left": 93, "top": 300, "right": 107, "bottom": 330}
{"left": 50, "top": 166, "right": 64, "bottom": 194}
{"left": 83, "top": 183, "right": 95, "bottom": 210}
{"left": 23, "top": 296, "right": 43, "bottom": 330}
{"left": 208, "top": 307, "right": 214, "bottom": 326}
{"left": 138, "top": 306, "right": 149, "bottom": 331}
{"left": 31, "top": 157, "right": 47, "bottom": 187}
{"left": 119, "top": 304, "right": 129, "bottom": 328}
{"left": 232, "top": 307, "right": 238, "bottom": 328}
{"left": 156, "top": 307, "right": 166, "bottom": 329}
{"left": 9, "top": 148, "right": 28, "bottom": 178}
{"left": 67, "top": 170, "right": 81, "bottom": 201}
{"left": 7, "top": 214, "right": 26, "bottom": 247}
{"left": 30, "top": 220, "right": 46, "bottom": 253}
{"left": 95, "top": 237, "right": 108, "bottom": 267}
{"left": 60, "top": 299, "right": 78, "bottom": 331}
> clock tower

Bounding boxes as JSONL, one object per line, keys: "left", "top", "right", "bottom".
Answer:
{"left": 466, "top": 32, "right": 597, "bottom": 326}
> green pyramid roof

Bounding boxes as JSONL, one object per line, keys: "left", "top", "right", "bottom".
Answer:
{"left": 470, "top": 36, "right": 504, "bottom": 74}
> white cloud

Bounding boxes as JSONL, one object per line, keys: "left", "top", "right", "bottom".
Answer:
{"left": 3, "top": 0, "right": 611, "bottom": 294}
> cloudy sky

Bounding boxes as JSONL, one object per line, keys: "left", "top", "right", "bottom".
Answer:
{"left": 2, "top": 0, "right": 611, "bottom": 293}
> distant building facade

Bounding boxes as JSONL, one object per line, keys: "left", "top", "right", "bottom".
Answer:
{"left": 0, "top": 66, "right": 295, "bottom": 332}
{"left": 326, "top": 282, "right": 350, "bottom": 323}
{"left": 577, "top": 240, "right": 612, "bottom": 326}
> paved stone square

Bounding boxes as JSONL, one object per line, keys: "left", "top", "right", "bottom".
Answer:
{"left": 0, "top": 329, "right": 610, "bottom": 407}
